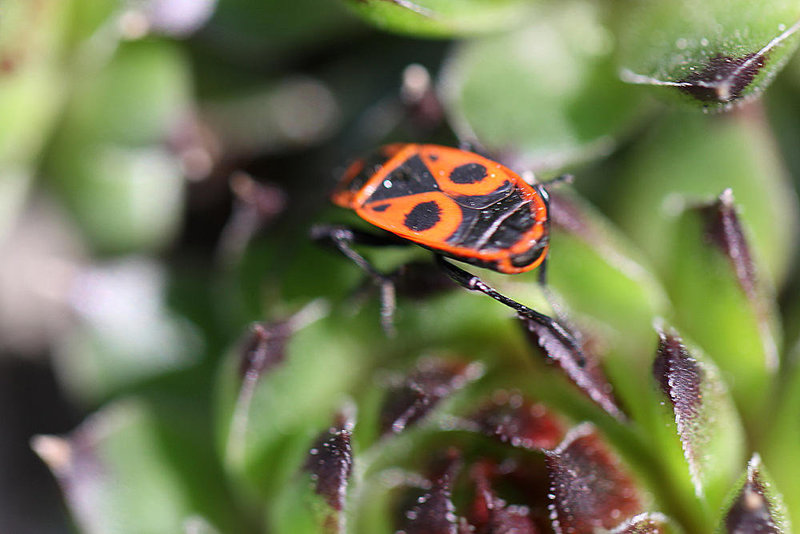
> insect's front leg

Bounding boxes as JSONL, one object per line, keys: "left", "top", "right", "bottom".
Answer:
{"left": 311, "top": 224, "right": 408, "bottom": 336}
{"left": 435, "top": 255, "right": 585, "bottom": 365}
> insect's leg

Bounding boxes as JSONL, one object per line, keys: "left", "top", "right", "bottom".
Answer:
{"left": 311, "top": 224, "right": 407, "bottom": 335}
{"left": 536, "top": 255, "right": 581, "bottom": 345}
{"left": 435, "top": 255, "right": 584, "bottom": 358}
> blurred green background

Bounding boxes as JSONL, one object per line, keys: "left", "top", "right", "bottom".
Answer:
{"left": 2, "top": 0, "right": 800, "bottom": 532}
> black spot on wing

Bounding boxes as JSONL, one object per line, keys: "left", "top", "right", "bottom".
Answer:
{"left": 369, "top": 155, "right": 438, "bottom": 202}
{"left": 428, "top": 154, "right": 439, "bottom": 161}
{"left": 371, "top": 203, "right": 390, "bottom": 212}
{"left": 449, "top": 163, "right": 487, "bottom": 184}
{"left": 405, "top": 201, "right": 441, "bottom": 232}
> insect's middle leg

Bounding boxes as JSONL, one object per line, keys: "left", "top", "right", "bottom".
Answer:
{"left": 311, "top": 224, "right": 409, "bottom": 335}
{"left": 435, "top": 255, "right": 584, "bottom": 362}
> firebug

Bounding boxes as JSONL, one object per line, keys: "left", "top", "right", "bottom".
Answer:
{"left": 313, "top": 143, "right": 581, "bottom": 357}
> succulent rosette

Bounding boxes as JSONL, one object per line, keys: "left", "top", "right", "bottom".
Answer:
{"left": 4, "top": 0, "right": 800, "bottom": 533}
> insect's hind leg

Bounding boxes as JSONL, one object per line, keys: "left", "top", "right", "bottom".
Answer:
{"left": 311, "top": 224, "right": 409, "bottom": 336}
{"left": 435, "top": 255, "right": 584, "bottom": 363}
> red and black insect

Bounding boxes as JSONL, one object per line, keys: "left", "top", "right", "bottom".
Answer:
{"left": 313, "top": 143, "right": 580, "bottom": 354}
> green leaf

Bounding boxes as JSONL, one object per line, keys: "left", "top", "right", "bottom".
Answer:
{"left": 651, "top": 328, "right": 746, "bottom": 514}
{"left": 441, "top": 1, "right": 645, "bottom": 171}
{"left": 545, "top": 191, "right": 669, "bottom": 426}
{"left": 208, "top": 0, "right": 356, "bottom": 63}
{"left": 61, "top": 39, "right": 191, "bottom": 146}
{"left": 215, "top": 307, "right": 373, "bottom": 500}
{"left": 663, "top": 192, "right": 780, "bottom": 424}
{"left": 761, "top": 344, "right": 800, "bottom": 529}
{"left": 616, "top": 0, "right": 800, "bottom": 109}
{"left": 342, "top": 0, "right": 535, "bottom": 38}
{"left": 44, "top": 40, "right": 191, "bottom": 252}
{"left": 611, "top": 108, "right": 798, "bottom": 287}
{"left": 271, "top": 410, "right": 354, "bottom": 533}
{"left": 33, "top": 399, "right": 243, "bottom": 534}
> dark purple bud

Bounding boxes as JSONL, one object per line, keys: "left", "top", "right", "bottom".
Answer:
{"left": 468, "top": 391, "right": 564, "bottom": 451}
{"left": 218, "top": 173, "right": 287, "bottom": 266}
{"left": 401, "top": 64, "right": 444, "bottom": 132}
{"left": 304, "top": 411, "right": 355, "bottom": 512}
{"left": 380, "top": 359, "right": 483, "bottom": 435}
{"left": 520, "top": 318, "right": 625, "bottom": 421}
{"left": 724, "top": 455, "right": 785, "bottom": 534}
{"left": 238, "top": 321, "right": 292, "bottom": 380}
{"left": 546, "top": 424, "right": 642, "bottom": 534}
{"left": 229, "top": 172, "right": 286, "bottom": 219}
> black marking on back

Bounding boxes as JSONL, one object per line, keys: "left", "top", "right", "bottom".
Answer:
{"left": 448, "top": 188, "right": 540, "bottom": 251}
{"left": 510, "top": 237, "right": 548, "bottom": 268}
{"left": 371, "top": 203, "right": 390, "bottom": 212}
{"left": 453, "top": 180, "right": 513, "bottom": 210}
{"left": 428, "top": 154, "right": 439, "bottom": 161}
{"left": 449, "top": 163, "right": 487, "bottom": 184}
{"left": 369, "top": 155, "right": 439, "bottom": 203}
{"left": 404, "top": 201, "right": 441, "bottom": 232}
{"left": 486, "top": 201, "right": 538, "bottom": 249}
{"left": 344, "top": 150, "right": 393, "bottom": 194}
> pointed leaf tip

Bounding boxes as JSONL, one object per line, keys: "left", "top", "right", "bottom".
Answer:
{"left": 546, "top": 424, "right": 643, "bottom": 534}
{"left": 304, "top": 411, "right": 355, "bottom": 512}
{"left": 520, "top": 317, "right": 625, "bottom": 421}
{"left": 675, "top": 53, "right": 767, "bottom": 104}
{"left": 699, "top": 190, "right": 758, "bottom": 301}
{"left": 723, "top": 455, "right": 789, "bottom": 534}
{"left": 238, "top": 321, "right": 292, "bottom": 380}
{"left": 397, "top": 453, "right": 461, "bottom": 534}
{"left": 652, "top": 327, "right": 746, "bottom": 503}
{"left": 380, "top": 358, "right": 483, "bottom": 435}
{"left": 652, "top": 329, "right": 703, "bottom": 420}
{"left": 618, "top": 3, "right": 800, "bottom": 110}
